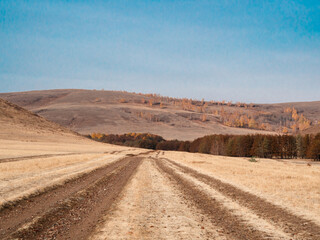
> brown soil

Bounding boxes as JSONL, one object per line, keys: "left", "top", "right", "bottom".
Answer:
{"left": 0, "top": 156, "right": 142, "bottom": 240}
{"left": 164, "top": 158, "right": 320, "bottom": 239}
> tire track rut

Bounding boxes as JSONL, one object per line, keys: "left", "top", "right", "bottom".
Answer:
{"left": 0, "top": 156, "right": 142, "bottom": 239}
{"left": 155, "top": 158, "right": 268, "bottom": 240}
{"left": 0, "top": 153, "right": 80, "bottom": 164}
{"left": 163, "top": 157, "right": 320, "bottom": 240}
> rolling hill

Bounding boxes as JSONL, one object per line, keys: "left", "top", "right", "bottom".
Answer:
{"left": 0, "top": 97, "right": 79, "bottom": 142}
{"left": 0, "top": 96, "right": 135, "bottom": 160}
{"left": 1, "top": 89, "right": 319, "bottom": 140}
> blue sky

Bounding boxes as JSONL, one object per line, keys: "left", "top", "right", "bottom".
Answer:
{"left": 1, "top": 0, "right": 319, "bottom": 103}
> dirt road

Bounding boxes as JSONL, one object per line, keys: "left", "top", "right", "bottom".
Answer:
{"left": 1, "top": 153, "right": 319, "bottom": 239}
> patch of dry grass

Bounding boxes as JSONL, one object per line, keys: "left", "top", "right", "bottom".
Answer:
{"left": 0, "top": 153, "right": 120, "bottom": 207}
{"left": 161, "top": 151, "right": 320, "bottom": 224}
{"left": 0, "top": 138, "right": 128, "bottom": 159}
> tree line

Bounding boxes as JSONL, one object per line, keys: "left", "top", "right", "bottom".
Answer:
{"left": 88, "top": 133, "right": 320, "bottom": 161}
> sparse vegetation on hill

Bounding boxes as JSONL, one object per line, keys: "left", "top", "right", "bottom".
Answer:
{"left": 1, "top": 89, "right": 319, "bottom": 139}
{"left": 131, "top": 92, "right": 315, "bottom": 133}
{"left": 112, "top": 90, "right": 318, "bottom": 133}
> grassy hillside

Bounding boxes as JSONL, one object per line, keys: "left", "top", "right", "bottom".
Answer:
{"left": 1, "top": 89, "right": 319, "bottom": 140}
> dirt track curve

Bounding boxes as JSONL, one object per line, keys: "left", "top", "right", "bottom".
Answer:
{"left": 1, "top": 153, "right": 319, "bottom": 240}
{"left": 0, "top": 153, "right": 80, "bottom": 164}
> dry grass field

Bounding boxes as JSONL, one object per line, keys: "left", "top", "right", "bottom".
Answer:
{"left": 2, "top": 147, "right": 320, "bottom": 239}
{"left": 161, "top": 151, "right": 320, "bottom": 225}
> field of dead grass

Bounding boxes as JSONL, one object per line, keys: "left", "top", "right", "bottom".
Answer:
{"left": 161, "top": 151, "right": 320, "bottom": 224}
{"left": 0, "top": 136, "right": 129, "bottom": 159}
{"left": 0, "top": 136, "right": 146, "bottom": 209}
{"left": 0, "top": 150, "right": 144, "bottom": 208}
